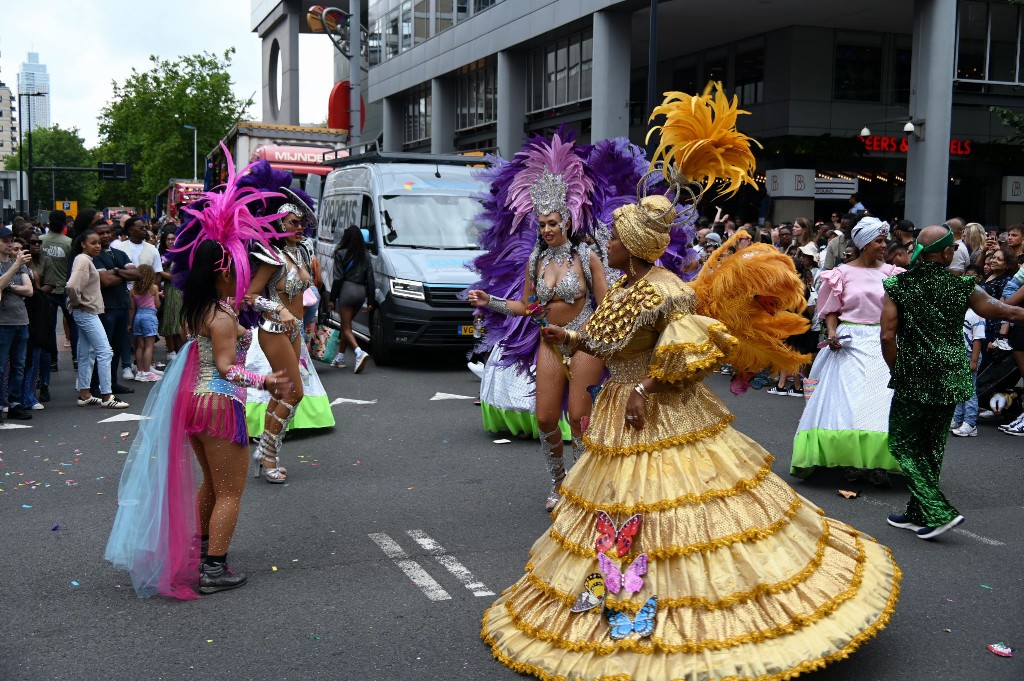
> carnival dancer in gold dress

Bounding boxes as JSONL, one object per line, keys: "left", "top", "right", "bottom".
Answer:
{"left": 480, "top": 83, "right": 901, "bottom": 681}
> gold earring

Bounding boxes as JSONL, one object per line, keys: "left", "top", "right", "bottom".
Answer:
{"left": 628, "top": 257, "right": 637, "bottom": 280}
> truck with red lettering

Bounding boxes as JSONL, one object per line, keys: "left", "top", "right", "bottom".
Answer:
{"left": 206, "top": 121, "right": 349, "bottom": 202}
{"left": 155, "top": 179, "right": 204, "bottom": 219}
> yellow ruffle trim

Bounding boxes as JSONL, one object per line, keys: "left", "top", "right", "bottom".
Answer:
{"left": 583, "top": 414, "right": 735, "bottom": 458}
{"left": 647, "top": 323, "right": 736, "bottom": 383}
{"left": 559, "top": 453, "right": 773, "bottom": 515}
{"left": 501, "top": 534, "right": 882, "bottom": 656}
{"left": 525, "top": 520, "right": 832, "bottom": 616}
{"left": 549, "top": 493, "right": 803, "bottom": 560}
{"left": 482, "top": 545, "right": 901, "bottom": 680}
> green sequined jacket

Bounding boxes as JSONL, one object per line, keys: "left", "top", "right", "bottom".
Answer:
{"left": 883, "top": 261, "right": 975, "bottom": 405}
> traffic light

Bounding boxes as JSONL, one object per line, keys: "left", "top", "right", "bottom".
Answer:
{"left": 99, "top": 162, "right": 131, "bottom": 182}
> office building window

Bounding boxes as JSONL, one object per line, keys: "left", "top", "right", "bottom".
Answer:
{"left": 404, "top": 83, "right": 432, "bottom": 146}
{"left": 526, "top": 29, "right": 594, "bottom": 113}
{"left": 894, "top": 47, "right": 912, "bottom": 103}
{"left": 834, "top": 36, "right": 883, "bottom": 101}
{"left": 735, "top": 40, "right": 764, "bottom": 105}
{"left": 456, "top": 56, "right": 497, "bottom": 131}
{"left": 957, "top": 0, "right": 1024, "bottom": 85}
{"left": 385, "top": 11, "right": 400, "bottom": 59}
{"left": 473, "top": 0, "right": 497, "bottom": 11}
{"left": 436, "top": 0, "right": 454, "bottom": 34}
{"left": 413, "top": 0, "right": 429, "bottom": 46}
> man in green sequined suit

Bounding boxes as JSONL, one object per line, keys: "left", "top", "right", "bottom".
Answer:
{"left": 880, "top": 224, "right": 1024, "bottom": 540}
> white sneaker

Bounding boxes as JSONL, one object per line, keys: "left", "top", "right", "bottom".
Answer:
{"left": 30, "top": 403, "right": 45, "bottom": 410}
{"left": 330, "top": 354, "right": 347, "bottom": 368}
{"left": 354, "top": 348, "right": 370, "bottom": 374}
{"left": 167, "top": 351, "right": 177, "bottom": 361}
{"left": 979, "top": 409, "right": 995, "bottom": 419}
{"left": 951, "top": 423, "right": 977, "bottom": 437}
{"left": 135, "top": 372, "right": 158, "bottom": 382}
{"left": 992, "top": 338, "right": 1013, "bottom": 352}
{"left": 122, "top": 367, "right": 135, "bottom": 380}
{"left": 998, "top": 414, "right": 1024, "bottom": 431}
{"left": 467, "top": 362, "right": 485, "bottom": 380}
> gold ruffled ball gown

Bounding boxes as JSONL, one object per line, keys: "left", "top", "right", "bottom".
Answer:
{"left": 482, "top": 267, "right": 901, "bottom": 681}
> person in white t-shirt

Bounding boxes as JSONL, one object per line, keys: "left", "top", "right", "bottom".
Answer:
{"left": 112, "top": 217, "right": 163, "bottom": 273}
{"left": 951, "top": 309, "right": 986, "bottom": 437}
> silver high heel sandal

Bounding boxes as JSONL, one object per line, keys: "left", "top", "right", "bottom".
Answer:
{"left": 252, "top": 400, "right": 296, "bottom": 483}
{"left": 541, "top": 428, "right": 565, "bottom": 512}
{"left": 570, "top": 435, "right": 584, "bottom": 463}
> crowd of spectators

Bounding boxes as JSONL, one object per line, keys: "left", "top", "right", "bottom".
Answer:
{"left": 0, "top": 210, "right": 183, "bottom": 423}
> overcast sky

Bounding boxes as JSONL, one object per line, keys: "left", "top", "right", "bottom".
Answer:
{"left": 1, "top": 0, "right": 335, "bottom": 148}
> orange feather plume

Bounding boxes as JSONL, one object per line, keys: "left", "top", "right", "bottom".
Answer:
{"left": 647, "top": 81, "right": 760, "bottom": 199}
{"left": 693, "top": 231, "right": 810, "bottom": 375}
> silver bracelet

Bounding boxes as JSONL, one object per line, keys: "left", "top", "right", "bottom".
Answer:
{"left": 252, "top": 296, "right": 281, "bottom": 314}
{"left": 485, "top": 295, "right": 513, "bottom": 316}
{"left": 633, "top": 382, "right": 650, "bottom": 400}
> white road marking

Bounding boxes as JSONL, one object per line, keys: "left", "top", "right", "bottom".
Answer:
{"left": 368, "top": 533, "right": 452, "bottom": 601}
{"left": 0, "top": 423, "right": 32, "bottom": 430}
{"left": 860, "top": 496, "right": 1005, "bottom": 546}
{"left": 330, "top": 397, "right": 378, "bottom": 406}
{"left": 406, "top": 530, "right": 495, "bottom": 597}
{"left": 97, "top": 413, "right": 150, "bottom": 423}
{"left": 429, "top": 392, "right": 476, "bottom": 401}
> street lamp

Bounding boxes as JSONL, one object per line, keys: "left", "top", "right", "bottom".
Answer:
{"left": 16, "top": 91, "right": 47, "bottom": 216}
{"left": 183, "top": 124, "right": 197, "bottom": 181}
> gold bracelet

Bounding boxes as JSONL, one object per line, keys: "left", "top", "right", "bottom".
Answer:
{"left": 564, "top": 329, "right": 581, "bottom": 351}
{"left": 633, "top": 382, "right": 650, "bottom": 400}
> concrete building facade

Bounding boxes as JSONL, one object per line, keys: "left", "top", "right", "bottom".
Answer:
{"left": 0, "top": 80, "right": 17, "bottom": 163}
{"left": 17, "top": 52, "right": 50, "bottom": 132}
{"left": 362, "top": 0, "right": 1024, "bottom": 227}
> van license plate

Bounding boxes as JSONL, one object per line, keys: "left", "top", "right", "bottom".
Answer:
{"left": 459, "top": 325, "right": 475, "bottom": 335}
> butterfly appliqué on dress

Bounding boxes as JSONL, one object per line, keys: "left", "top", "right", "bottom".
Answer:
{"left": 598, "top": 553, "right": 648, "bottom": 595}
{"left": 605, "top": 596, "right": 658, "bottom": 640}
{"left": 595, "top": 511, "right": 642, "bottom": 559}
{"left": 570, "top": 572, "right": 607, "bottom": 612}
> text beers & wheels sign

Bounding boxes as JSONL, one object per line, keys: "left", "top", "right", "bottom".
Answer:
{"left": 858, "top": 135, "right": 973, "bottom": 156}
{"left": 56, "top": 201, "right": 78, "bottom": 219}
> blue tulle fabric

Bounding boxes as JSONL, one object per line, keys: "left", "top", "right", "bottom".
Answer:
{"left": 104, "top": 340, "right": 201, "bottom": 600}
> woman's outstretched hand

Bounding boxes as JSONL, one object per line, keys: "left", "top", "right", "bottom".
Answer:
{"left": 466, "top": 290, "right": 490, "bottom": 308}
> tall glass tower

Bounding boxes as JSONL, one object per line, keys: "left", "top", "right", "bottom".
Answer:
{"left": 17, "top": 52, "right": 51, "bottom": 131}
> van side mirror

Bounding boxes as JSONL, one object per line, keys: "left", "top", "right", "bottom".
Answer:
{"left": 383, "top": 210, "right": 397, "bottom": 244}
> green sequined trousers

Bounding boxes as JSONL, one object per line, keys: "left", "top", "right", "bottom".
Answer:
{"left": 888, "top": 394, "right": 960, "bottom": 527}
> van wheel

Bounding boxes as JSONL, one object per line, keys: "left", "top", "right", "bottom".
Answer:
{"left": 369, "top": 310, "right": 395, "bottom": 366}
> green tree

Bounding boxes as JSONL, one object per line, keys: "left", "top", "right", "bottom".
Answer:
{"left": 97, "top": 49, "right": 253, "bottom": 209}
{"left": 4, "top": 125, "right": 98, "bottom": 214}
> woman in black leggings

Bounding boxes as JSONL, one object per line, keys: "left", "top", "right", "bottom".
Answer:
{"left": 328, "top": 225, "right": 375, "bottom": 373}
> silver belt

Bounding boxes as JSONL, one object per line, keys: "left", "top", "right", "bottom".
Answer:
{"left": 259, "top": 317, "right": 300, "bottom": 342}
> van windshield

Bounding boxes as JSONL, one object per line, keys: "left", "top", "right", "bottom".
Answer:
{"left": 380, "top": 194, "right": 482, "bottom": 249}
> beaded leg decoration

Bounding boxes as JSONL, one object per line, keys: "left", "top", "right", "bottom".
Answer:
{"left": 570, "top": 435, "right": 584, "bottom": 463}
{"left": 252, "top": 399, "right": 297, "bottom": 483}
{"left": 541, "top": 428, "right": 565, "bottom": 512}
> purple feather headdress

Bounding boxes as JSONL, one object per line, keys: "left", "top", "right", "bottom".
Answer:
{"left": 235, "top": 160, "right": 318, "bottom": 238}
{"left": 168, "top": 144, "right": 285, "bottom": 305}
{"left": 505, "top": 132, "right": 595, "bottom": 234}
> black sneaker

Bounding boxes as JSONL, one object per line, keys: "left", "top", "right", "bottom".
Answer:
{"left": 39, "top": 386, "right": 51, "bottom": 403}
{"left": 843, "top": 467, "right": 862, "bottom": 482}
{"left": 8, "top": 405, "right": 32, "bottom": 420}
{"left": 198, "top": 562, "right": 247, "bottom": 594}
{"left": 867, "top": 469, "right": 892, "bottom": 488}
{"left": 917, "top": 515, "right": 965, "bottom": 540}
{"left": 50, "top": 361, "right": 59, "bottom": 373}
{"left": 887, "top": 514, "right": 923, "bottom": 531}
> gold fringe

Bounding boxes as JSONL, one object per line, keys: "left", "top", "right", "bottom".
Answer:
{"left": 648, "top": 346, "right": 728, "bottom": 384}
{"left": 524, "top": 520, "right": 832, "bottom": 615}
{"left": 560, "top": 451, "right": 772, "bottom": 514}
{"left": 501, "top": 534, "right": 881, "bottom": 656}
{"left": 549, "top": 493, "right": 802, "bottom": 560}
{"left": 647, "top": 322, "right": 737, "bottom": 384}
{"left": 583, "top": 415, "right": 735, "bottom": 458}
{"left": 482, "top": 543, "right": 901, "bottom": 680}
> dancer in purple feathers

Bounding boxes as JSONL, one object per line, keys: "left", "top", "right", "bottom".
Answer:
{"left": 467, "top": 131, "right": 691, "bottom": 512}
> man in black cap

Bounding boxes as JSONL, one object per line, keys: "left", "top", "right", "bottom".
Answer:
{"left": 892, "top": 219, "right": 916, "bottom": 248}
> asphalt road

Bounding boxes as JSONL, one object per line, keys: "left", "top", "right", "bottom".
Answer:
{"left": 1, "top": 345, "right": 1021, "bottom": 681}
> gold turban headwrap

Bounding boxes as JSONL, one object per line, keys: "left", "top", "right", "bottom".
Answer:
{"left": 614, "top": 195, "right": 676, "bottom": 263}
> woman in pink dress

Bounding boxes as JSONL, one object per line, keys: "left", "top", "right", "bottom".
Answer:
{"left": 792, "top": 217, "right": 904, "bottom": 485}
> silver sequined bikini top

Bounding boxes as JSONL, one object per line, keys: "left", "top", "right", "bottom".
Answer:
{"left": 529, "top": 242, "right": 593, "bottom": 305}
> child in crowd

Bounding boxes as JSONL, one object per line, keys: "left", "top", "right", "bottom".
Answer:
{"left": 990, "top": 265, "right": 1024, "bottom": 351}
{"left": 952, "top": 307, "right": 986, "bottom": 437}
{"left": 131, "top": 264, "right": 162, "bottom": 382}
{"left": 768, "top": 261, "right": 818, "bottom": 397}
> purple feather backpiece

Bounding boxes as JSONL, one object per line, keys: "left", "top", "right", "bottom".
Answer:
{"left": 236, "top": 159, "right": 318, "bottom": 237}
{"left": 466, "top": 131, "right": 652, "bottom": 375}
{"left": 167, "top": 144, "right": 285, "bottom": 306}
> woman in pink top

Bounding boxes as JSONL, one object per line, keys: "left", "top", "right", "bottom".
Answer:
{"left": 793, "top": 217, "right": 904, "bottom": 484}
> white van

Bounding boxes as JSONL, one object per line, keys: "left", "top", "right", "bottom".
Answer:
{"left": 316, "top": 151, "right": 488, "bottom": 365}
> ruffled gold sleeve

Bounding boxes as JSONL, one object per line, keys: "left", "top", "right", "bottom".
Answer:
{"left": 648, "top": 314, "right": 737, "bottom": 384}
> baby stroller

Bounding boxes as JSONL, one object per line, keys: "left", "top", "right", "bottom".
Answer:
{"left": 975, "top": 352, "right": 1022, "bottom": 422}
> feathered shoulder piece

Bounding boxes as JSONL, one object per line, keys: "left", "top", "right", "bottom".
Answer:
{"left": 167, "top": 144, "right": 285, "bottom": 304}
{"left": 692, "top": 231, "right": 810, "bottom": 379}
{"left": 647, "top": 81, "right": 760, "bottom": 200}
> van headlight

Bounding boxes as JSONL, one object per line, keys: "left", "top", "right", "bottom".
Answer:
{"left": 389, "top": 277, "right": 425, "bottom": 301}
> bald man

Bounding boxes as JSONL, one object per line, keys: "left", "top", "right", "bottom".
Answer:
{"left": 945, "top": 217, "right": 969, "bottom": 275}
{"left": 881, "top": 224, "right": 1024, "bottom": 540}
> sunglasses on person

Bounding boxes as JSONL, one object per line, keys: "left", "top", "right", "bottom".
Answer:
{"left": 29, "top": 239, "right": 41, "bottom": 244}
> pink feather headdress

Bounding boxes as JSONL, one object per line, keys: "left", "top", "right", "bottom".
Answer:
{"left": 172, "top": 143, "right": 287, "bottom": 305}
{"left": 505, "top": 133, "right": 595, "bottom": 234}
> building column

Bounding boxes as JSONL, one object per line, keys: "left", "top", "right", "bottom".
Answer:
{"left": 497, "top": 50, "right": 527, "bottom": 160}
{"left": 260, "top": 10, "right": 301, "bottom": 125}
{"left": 904, "top": 0, "right": 956, "bottom": 227}
{"left": 431, "top": 78, "right": 456, "bottom": 154}
{"left": 382, "top": 96, "right": 404, "bottom": 152}
{"left": 591, "top": 11, "right": 631, "bottom": 141}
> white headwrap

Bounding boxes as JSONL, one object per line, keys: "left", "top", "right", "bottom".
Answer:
{"left": 851, "top": 216, "right": 890, "bottom": 250}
